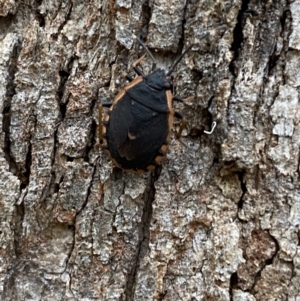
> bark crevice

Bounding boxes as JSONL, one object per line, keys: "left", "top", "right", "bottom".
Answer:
{"left": 229, "top": 0, "right": 251, "bottom": 75}
{"left": 125, "top": 168, "right": 161, "bottom": 301}
{"left": 2, "top": 39, "right": 24, "bottom": 181}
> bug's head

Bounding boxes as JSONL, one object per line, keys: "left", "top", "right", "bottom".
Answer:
{"left": 146, "top": 69, "right": 171, "bottom": 90}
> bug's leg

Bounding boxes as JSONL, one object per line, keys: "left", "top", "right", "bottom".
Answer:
{"left": 174, "top": 111, "right": 188, "bottom": 139}
{"left": 99, "top": 102, "right": 113, "bottom": 144}
{"left": 102, "top": 102, "right": 113, "bottom": 108}
{"left": 121, "top": 72, "right": 133, "bottom": 82}
{"left": 133, "top": 67, "right": 144, "bottom": 76}
{"left": 175, "top": 111, "right": 217, "bottom": 137}
{"left": 173, "top": 96, "right": 195, "bottom": 103}
{"left": 132, "top": 54, "right": 146, "bottom": 77}
{"left": 126, "top": 74, "right": 134, "bottom": 82}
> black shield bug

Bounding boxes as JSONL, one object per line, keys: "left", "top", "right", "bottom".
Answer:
{"left": 99, "top": 30, "right": 215, "bottom": 173}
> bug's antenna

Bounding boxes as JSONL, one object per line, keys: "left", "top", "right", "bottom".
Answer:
{"left": 167, "top": 44, "right": 195, "bottom": 76}
{"left": 166, "top": 32, "right": 210, "bottom": 76}
{"left": 124, "top": 29, "right": 157, "bottom": 70}
{"left": 167, "top": 25, "right": 228, "bottom": 76}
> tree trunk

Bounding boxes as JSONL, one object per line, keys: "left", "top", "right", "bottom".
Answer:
{"left": 0, "top": 0, "right": 299, "bottom": 300}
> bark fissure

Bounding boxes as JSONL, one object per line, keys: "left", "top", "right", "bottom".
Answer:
{"left": 63, "top": 224, "right": 76, "bottom": 274}
{"left": 13, "top": 202, "right": 25, "bottom": 259}
{"left": 34, "top": 0, "right": 45, "bottom": 27}
{"left": 57, "top": 70, "right": 70, "bottom": 96}
{"left": 178, "top": 0, "right": 189, "bottom": 52}
{"left": 125, "top": 168, "right": 161, "bottom": 301}
{"left": 248, "top": 233, "right": 279, "bottom": 293}
{"left": 237, "top": 171, "right": 247, "bottom": 210}
{"left": 62, "top": 223, "right": 76, "bottom": 299}
{"left": 229, "top": 271, "right": 238, "bottom": 301}
{"left": 22, "top": 141, "right": 32, "bottom": 187}
{"left": 52, "top": 1, "right": 73, "bottom": 39}
{"left": 84, "top": 118, "right": 97, "bottom": 162}
{"left": 229, "top": 0, "right": 250, "bottom": 75}
{"left": 57, "top": 69, "right": 71, "bottom": 120}
{"left": 84, "top": 82, "right": 99, "bottom": 162}
{"left": 75, "top": 166, "right": 97, "bottom": 218}
{"left": 2, "top": 40, "right": 23, "bottom": 180}
{"left": 297, "top": 150, "right": 300, "bottom": 176}
{"left": 141, "top": 0, "right": 151, "bottom": 40}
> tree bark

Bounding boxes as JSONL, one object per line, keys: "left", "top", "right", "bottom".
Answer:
{"left": 0, "top": 0, "right": 299, "bottom": 300}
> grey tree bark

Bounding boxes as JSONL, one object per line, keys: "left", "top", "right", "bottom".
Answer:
{"left": 0, "top": 0, "right": 299, "bottom": 300}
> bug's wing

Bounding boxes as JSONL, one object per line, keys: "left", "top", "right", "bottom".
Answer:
{"left": 118, "top": 112, "right": 168, "bottom": 160}
{"left": 108, "top": 93, "right": 168, "bottom": 161}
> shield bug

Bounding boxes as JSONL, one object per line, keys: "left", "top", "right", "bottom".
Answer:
{"left": 99, "top": 30, "right": 215, "bottom": 173}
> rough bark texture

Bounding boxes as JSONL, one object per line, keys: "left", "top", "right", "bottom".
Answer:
{"left": 0, "top": 0, "right": 299, "bottom": 300}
